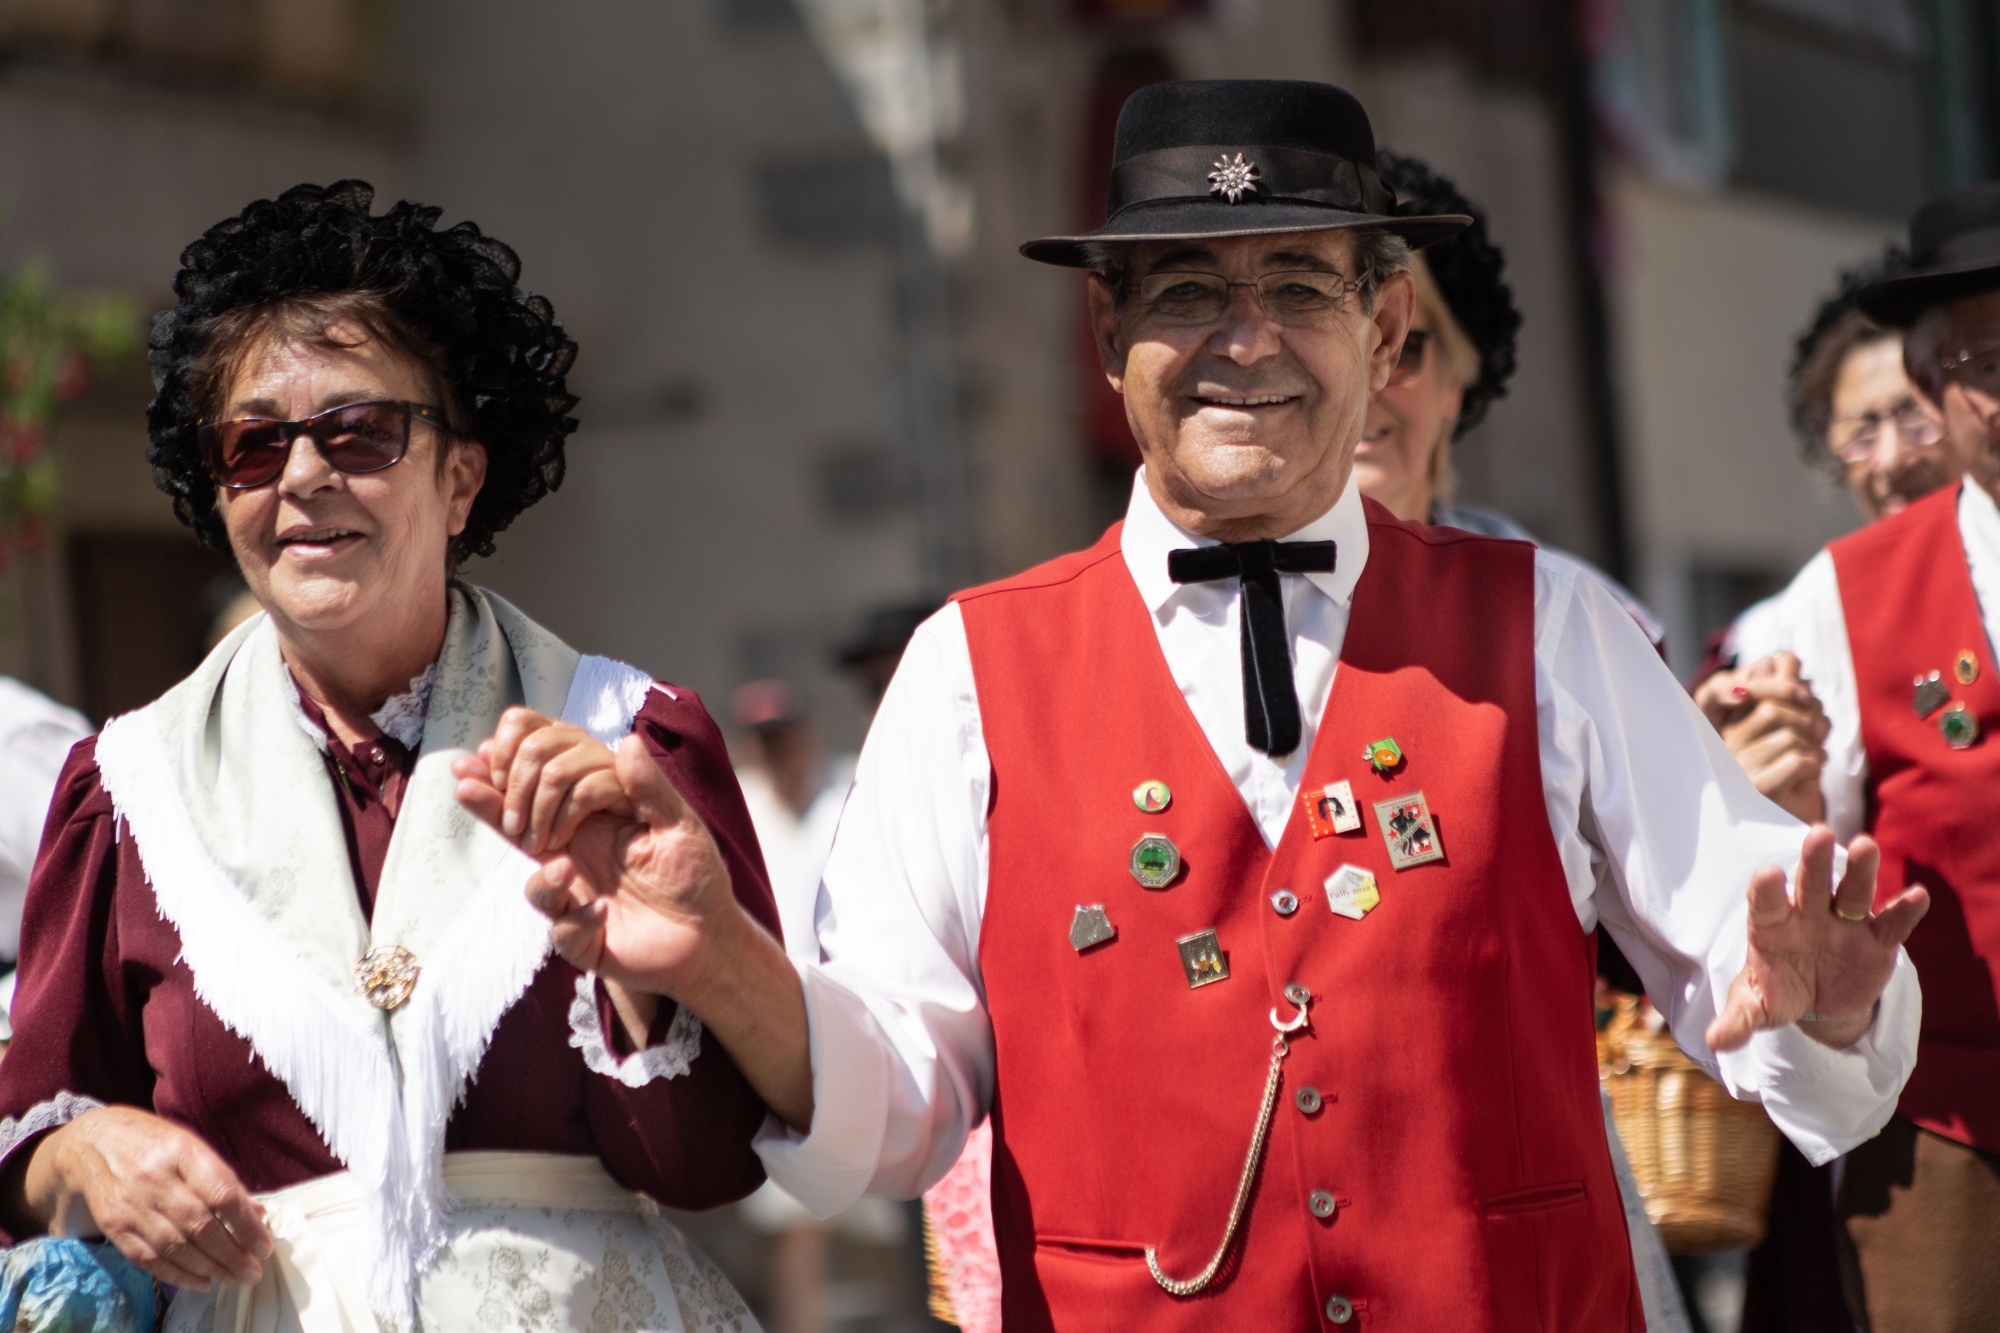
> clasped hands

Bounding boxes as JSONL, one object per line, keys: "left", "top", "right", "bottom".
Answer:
{"left": 450, "top": 709, "right": 814, "bottom": 1130}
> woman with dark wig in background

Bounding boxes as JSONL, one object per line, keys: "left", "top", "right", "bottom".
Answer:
{"left": 0, "top": 182, "right": 781, "bottom": 1331}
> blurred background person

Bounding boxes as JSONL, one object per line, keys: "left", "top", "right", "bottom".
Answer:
{"left": 1361, "top": 150, "right": 1667, "bottom": 650}
{"left": 1696, "top": 248, "right": 1955, "bottom": 828}
{"left": 1703, "top": 183, "right": 2000, "bottom": 1331}
{"left": 0, "top": 678, "right": 90, "bottom": 1053}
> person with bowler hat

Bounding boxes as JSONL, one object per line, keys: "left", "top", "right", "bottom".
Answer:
{"left": 1693, "top": 183, "right": 2000, "bottom": 1328}
{"left": 455, "top": 81, "right": 1926, "bottom": 1330}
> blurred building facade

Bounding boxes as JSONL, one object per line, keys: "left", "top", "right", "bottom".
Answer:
{"left": 0, "top": 0, "right": 1980, "bottom": 736}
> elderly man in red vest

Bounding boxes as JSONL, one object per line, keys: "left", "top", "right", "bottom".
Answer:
{"left": 456, "top": 81, "right": 1927, "bottom": 1331}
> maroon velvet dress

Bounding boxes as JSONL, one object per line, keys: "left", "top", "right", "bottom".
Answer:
{"left": 0, "top": 684, "right": 778, "bottom": 1238}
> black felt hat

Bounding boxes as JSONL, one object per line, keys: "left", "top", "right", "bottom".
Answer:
{"left": 1022, "top": 80, "right": 1470, "bottom": 267}
{"left": 1858, "top": 183, "right": 2000, "bottom": 327}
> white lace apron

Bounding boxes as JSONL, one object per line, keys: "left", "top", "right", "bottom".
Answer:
{"left": 163, "top": 1153, "right": 759, "bottom": 1333}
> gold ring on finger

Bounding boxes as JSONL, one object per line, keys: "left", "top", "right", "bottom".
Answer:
{"left": 1834, "top": 905, "right": 1869, "bottom": 923}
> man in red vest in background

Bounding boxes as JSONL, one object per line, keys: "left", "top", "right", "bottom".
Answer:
{"left": 457, "top": 81, "right": 1928, "bottom": 1331}
{"left": 1705, "top": 184, "right": 2000, "bottom": 1328}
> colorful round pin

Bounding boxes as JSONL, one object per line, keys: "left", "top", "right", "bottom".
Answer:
{"left": 1133, "top": 779, "right": 1172, "bottom": 814}
{"left": 1957, "top": 651, "right": 1981, "bottom": 685}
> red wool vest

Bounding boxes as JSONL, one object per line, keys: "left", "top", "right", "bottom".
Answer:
{"left": 1831, "top": 482, "right": 2000, "bottom": 1151}
{"left": 956, "top": 504, "right": 1640, "bottom": 1333}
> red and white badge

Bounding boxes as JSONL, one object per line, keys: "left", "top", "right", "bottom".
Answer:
{"left": 1302, "top": 780, "right": 1361, "bottom": 839}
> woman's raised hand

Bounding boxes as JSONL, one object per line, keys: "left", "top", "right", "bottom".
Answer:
{"left": 15, "top": 1106, "right": 272, "bottom": 1290}
{"left": 452, "top": 706, "right": 630, "bottom": 855}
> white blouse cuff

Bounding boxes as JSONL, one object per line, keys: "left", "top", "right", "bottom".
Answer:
{"left": 566, "top": 972, "right": 702, "bottom": 1087}
{"left": 0, "top": 1091, "right": 105, "bottom": 1162}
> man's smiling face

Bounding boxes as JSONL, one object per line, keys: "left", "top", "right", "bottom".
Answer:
{"left": 1089, "top": 228, "right": 1413, "bottom": 541}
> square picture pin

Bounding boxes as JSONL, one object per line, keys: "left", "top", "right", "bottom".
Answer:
{"left": 1373, "top": 790, "right": 1444, "bottom": 870}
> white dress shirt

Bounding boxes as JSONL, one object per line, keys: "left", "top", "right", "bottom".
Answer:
{"left": 756, "top": 474, "right": 1921, "bottom": 1216}
{"left": 1733, "top": 481, "right": 2000, "bottom": 842}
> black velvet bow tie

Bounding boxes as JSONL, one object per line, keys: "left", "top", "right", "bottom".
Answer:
{"left": 1168, "top": 539, "right": 1337, "bottom": 756}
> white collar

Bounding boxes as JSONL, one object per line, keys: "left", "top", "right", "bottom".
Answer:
{"left": 1120, "top": 466, "right": 1370, "bottom": 614}
{"left": 1961, "top": 478, "right": 2000, "bottom": 566}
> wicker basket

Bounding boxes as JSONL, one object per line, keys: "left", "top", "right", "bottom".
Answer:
{"left": 1598, "top": 996, "right": 1781, "bottom": 1254}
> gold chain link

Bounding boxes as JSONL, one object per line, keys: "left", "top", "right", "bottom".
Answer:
{"left": 1145, "top": 1030, "right": 1294, "bottom": 1296}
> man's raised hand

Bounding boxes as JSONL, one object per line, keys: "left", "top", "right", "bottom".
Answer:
{"left": 1706, "top": 826, "right": 1928, "bottom": 1053}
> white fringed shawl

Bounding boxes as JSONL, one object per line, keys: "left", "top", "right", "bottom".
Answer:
{"left": 92, "top": 583, "right": 653, "bottom": 1329}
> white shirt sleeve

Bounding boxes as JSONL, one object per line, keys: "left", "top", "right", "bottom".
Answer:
{"left": 1533, "top": 552, "right": 1916, "bottom": 1165}
{"left": 753, "top": 605, "right": 993, "bottom": 1213}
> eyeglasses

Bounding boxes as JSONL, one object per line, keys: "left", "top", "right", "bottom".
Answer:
{"left": 199, "top": 400, "right": 451, "bottom": 490}
{"left": 1132, "top": 270, "right": 1362, "bottom": 327}
{"left": 1940, "top": 341, "right": 2000, "bottom": 397}
{"left": 1827, "top": 396, "right": 1944, "bottom": 463}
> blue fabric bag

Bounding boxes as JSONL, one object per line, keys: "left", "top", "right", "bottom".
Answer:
{"left": 0, "top": 1237, "right": 159, "bottom": 1333}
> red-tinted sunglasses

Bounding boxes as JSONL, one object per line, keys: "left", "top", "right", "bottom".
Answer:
{"left": 199, "top": 400, "right": 450, "bottom": 490}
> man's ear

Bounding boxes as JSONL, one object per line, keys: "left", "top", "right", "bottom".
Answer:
{"left": 1366, "top": 272, "right": 1416, "bottom": 394}
{"left": 1086, "top": 274, "right": 1129, "bottom": 393}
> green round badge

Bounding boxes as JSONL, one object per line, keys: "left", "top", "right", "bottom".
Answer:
{"left": 1129, "top": 833, "right": 1182, "bottom": 889}
{"left": 1133, "top": 779, "right": 1172, "bottom": 813}
{"left": 1940, "top": 703, "right": 1981, "bottom": 750}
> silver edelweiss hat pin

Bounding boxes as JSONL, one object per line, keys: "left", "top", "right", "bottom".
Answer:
{"left": 1207, "top": 152, "right": 1261, "bottom": 203}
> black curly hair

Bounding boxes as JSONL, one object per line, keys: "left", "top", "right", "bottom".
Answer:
{"left": 1375, "top": 150, "right": 1520, "bottom": 439}
{"left": 1787, "top": 245, "right": 1911, "bottom": 476}
{"left": 146, "top": 180, "right": 578, "bottom": 564}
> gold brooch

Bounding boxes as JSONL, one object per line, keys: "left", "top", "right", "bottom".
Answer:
{"left": 354, "top": 944, "right": 421, "bottom": 1010}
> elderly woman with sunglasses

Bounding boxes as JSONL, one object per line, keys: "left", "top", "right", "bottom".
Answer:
{"left": 0, "top": 183, "right": 783, "bottom": 1332}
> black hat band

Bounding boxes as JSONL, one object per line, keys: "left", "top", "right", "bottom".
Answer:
{"left": 1108, "top": 145, "right": 1397, "bottom": 223}
{"left": 1931, "top": 225, "right": 2000, "bottom": 270}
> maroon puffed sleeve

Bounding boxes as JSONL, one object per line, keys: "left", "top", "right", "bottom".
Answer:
{"left": 0, "top": 740, "right": 157, "bottom": 1239}
{"left": 577, "top": 684, "right": 781, "bottom": 1209}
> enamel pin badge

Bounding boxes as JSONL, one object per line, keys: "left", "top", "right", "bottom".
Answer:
{"left": 1130, "top": 834, "right": 1182, "bottom": 889}
{"left": 1133, "top": 780, "right": 1172, "bottom": 814}
{"left": 1364, "top": 737, "right": 1404, "bottom": 775}
{"left": 1374, "top": 791, "right": 1444, "bottom": 870}
{"left": 1941, "top": 703, "right": 1981, "bottom": 750}
{"left": 1323, "top": 864, "right": 1381, "bottom": 920}
{"left": 1069, "top": 905, "right": 1116, "bottom": 952}
{"left": 1958, "top": 651, "right": 1981, "bottom": 685}
{"left": 1176, "top": 929, "right": 1229, "bottom": 988}
{"left": 1915, "top": 671, "right": 1950, "bottom": 719}
{"left": 1302, "top": 780, "right": 1361, "bottom": 838}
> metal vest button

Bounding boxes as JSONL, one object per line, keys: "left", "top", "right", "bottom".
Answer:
{"left": 1295, "top": 1085, "right": 1322, "bottom": 1114}
{"left": 1271, "top": 888, "right": 1300, "bottom": 916}
{"left": 1308, "top": 1190, "right": 1337, "bottom": 1219}
{"left": 1324, "top": 1294, "right": 1354, "bottom": 1323}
